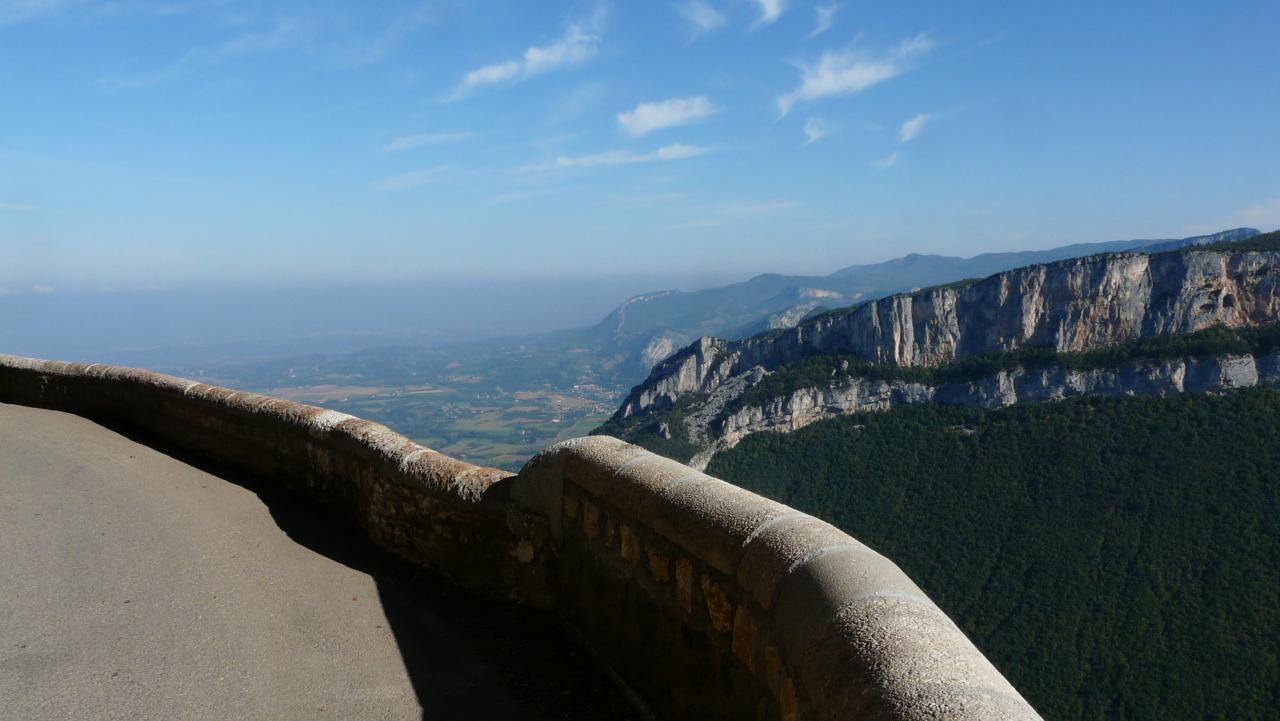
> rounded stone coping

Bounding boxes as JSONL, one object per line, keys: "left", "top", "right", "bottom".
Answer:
{"left": 514, "top": 435, "right": 1043, "bottom": 721}
{"left": 0, "top": 354, "right": 511, "bottom": 501}
{"left": 3, "top": 354, "right": 1043, "bottom": 719}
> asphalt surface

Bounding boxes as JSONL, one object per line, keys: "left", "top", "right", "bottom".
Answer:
{"left": 0, "top": 402, "right": 632, "bottom": 721}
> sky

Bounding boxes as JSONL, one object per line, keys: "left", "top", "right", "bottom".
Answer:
{"left": 2, "top": 0, "right": 1279, "bottom": 295}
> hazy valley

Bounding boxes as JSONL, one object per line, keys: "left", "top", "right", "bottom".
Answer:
{"left": 164, "top": 228, "right": 1261, "bottom": 469}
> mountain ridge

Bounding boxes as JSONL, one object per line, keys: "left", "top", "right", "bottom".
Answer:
{"left": 604, "top": 232, "right": 1280, "bottom": 466}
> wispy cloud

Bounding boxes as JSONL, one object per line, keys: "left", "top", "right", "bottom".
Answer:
{"left": 608, "top": 191, "right": 692, "bottom": 207}
{"left": 488, "top": 188, "right": 562, "bottom": 205}
{"left": 664, "top": 199, "right": 794, "bottom": 230}
{"left": 675, "top": 0, "right": 725, "bottom": 39}
{"left": 345, "top": 2, "right": 433, "bottom": 66}
{"left": 617, "top": 96, "right": 718, "bottom": 137}
{"left": 522, "top": 143, "right": 710, "bottom": 172}
{"left": 874, "top": 151, "right": 898, "bottom": 168}
{"left": 751, "top": 0, "right": 786, "bottom": 27}
{"left": 809, "top": 3, "right": 839, "bottom": 38}
{"left": 100, "top": 14, "right": 318, "bottom": 89}
{"left": 448, "top": 8, "right": 605, "bottom": 101}
{"left": 548, "top": 81, "right": 607, "bottom": 123}
{"left": 373, "top": 166, "right": 449, "bottom": 191}
{"left": 2, "top": 0, "right": 217, "bottom": 26}
{"left": 0, "top": 202, "right": 37, "bottom": 211}
{"left": 898, "top": 113, "right": 929, "bottom": 142}
{"left": 803, "top": 116, "right": 832, "bottom": 144}
{"left": 383, "top": 131, "right": 476, "bottom": 153}
{"left": 0, "top": 0, "right": 74, "bottom": 25}
{"left": 776, "top": 33, "right": 933, "bottom": 116}
{"left": 31, "top": 284, "right": 54, "bottom": 294}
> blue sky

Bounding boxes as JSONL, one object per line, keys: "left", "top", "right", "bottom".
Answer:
{"left": 2, "top": 0, "right": 1278, "bottom": 293}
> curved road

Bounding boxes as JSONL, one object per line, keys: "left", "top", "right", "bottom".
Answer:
{"left": 0, "top": 402, "right": 629, "bottom": 721}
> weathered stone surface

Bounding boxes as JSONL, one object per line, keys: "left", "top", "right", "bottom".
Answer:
{"left": 769, "top": 545, "right": 928, "bottom": 666}
{"left": 733, "top": 605, "right": 759, "bottom": 671}
{"left": 801, "top": 597, "right": 1040, "bottom": 721}
{"left": 675, "top": 557, "right": 695, "bottom": 613}
{"left": 737, "top": 513, "right": 861, "bottom": 610}
{"left": 644, "top": 476, "right": 791, "bottom": 574}
{"left": 0, "top": 354, "right": 1047, "bottom": 721}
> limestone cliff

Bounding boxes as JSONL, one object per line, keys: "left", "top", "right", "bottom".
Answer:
{"left": 617, "top": 248, "right": 1280, "bottom": 420}
{"left": 705, "top": 352, "right": 1280, "bottom": 458}
{"left": 607, "top": 244, "right": 1280, "bottom": 468}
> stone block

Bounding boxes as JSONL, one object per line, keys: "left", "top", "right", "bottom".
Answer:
{"left": 700, "top": 574, "right": 734, "bottom": 635}
{"left": 769, "top": 545, "right": 927, "bottom": 667}
{"left": 643, "top": 478, "right": 791, "bottom": 575}
{"left": 800, "top": 595, "right": 1040, "bottom": 721}
{"left": 737, "top": 513, "right": 857, "bottom": 610}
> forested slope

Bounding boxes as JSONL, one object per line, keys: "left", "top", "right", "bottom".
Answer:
{"left": 707, "top": 390, "right": 1280, "bottom": 721}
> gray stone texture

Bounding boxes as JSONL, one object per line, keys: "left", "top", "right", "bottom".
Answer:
{"left": 1, "top": 354, "right": 1045, "bottom": 720}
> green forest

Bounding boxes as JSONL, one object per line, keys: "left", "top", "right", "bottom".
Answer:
{"left": 707, "top": 390, "right": 1280, "bottom": 721}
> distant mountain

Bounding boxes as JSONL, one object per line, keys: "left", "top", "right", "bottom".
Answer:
{"left": 826, "top": 227, "right": 1258, "bottom": 290}
{"left": 585, "top": 228, "right": 1259, "bottom": 379}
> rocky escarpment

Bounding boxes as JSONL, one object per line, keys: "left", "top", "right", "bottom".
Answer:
{"left": 700, "top": 351, "right": 1280, "bottom": 464}
{"left": 617, "top": 248, "right": 1280, "bottom": 420}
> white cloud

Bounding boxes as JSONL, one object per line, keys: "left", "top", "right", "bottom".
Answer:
{"left": 31, "top": 284, "right": 54, "bottom": 294}
{"left": 383, "top": 132, "right": 476, "bottom": 153}
{"left": 675, "top": 0, "right": 725, "bottom": 38}
{"left": 874, "top": 151, "right": 898, "bottom": 168}
{"left": 0, "top": 202, "right": 36, "bottom": 211}
{"left": 898, "top": 113, "right": 929, "bottom": 143}
{"left": 810, "top": 3, "right": 839, "bottom": 38}
{"left": 524, "top": 143, "right": 710, "bottom": 172}
{"left": 372, "top": 167, "right": 449, "bottom": 191}
{"left": 803, "top": 116, "right": 831, "bottom": 144}
{"left": 448, "top": 10, "right": 605, "bottom": 100}
{"left": 752, "top": 0, "right": 786, "bottom": 26}
{"left": 776, "top": 33, "right": 933, "bottom": 116}
{"left": 617, "top": 96, "right": 718, "bottom": 137}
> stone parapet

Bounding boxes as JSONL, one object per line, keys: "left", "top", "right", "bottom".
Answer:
{"left": 0, "top": 354, "right": 1042, "bottom": 720}
{"left": 0, "top": 354, "right": 550, "bottom": 604}
{"left": 513, "top": 436, "right": 1042, "bottom": 721}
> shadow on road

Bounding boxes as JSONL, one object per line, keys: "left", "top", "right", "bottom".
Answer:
{"left": 104, "top": 422, "right": 636, "bottom": 721}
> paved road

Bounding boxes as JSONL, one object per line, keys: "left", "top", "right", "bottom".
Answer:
{"left": 0, "top": 402, "right": 630, "bottom": 721}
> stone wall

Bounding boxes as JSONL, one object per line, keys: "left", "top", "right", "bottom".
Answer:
{"left": 0, "top": 354, "right": 1042, "bottom": 721}
{"left": 0, "top": 355, "right": 548, "bottom": 604}
{"left": 511, "top": 436, "right": 1041, "bottom": 721}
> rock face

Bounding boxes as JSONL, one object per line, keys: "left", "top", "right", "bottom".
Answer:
{"left": 711, "top": 352, "right": 1280, "bottom": 457}
{"left": 617, "top": 249, "right": 1280, "bottom": 420}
